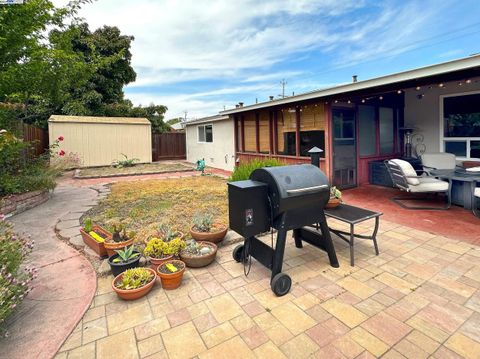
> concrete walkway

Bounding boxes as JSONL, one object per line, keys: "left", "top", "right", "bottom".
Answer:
{"left": 0, "top": 185, "right": 99, "bottom": 359}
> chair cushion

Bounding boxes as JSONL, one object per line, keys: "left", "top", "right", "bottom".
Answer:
{"left": 389, "top": 159, "right": 420, "bottom": 185}
{"left": 421, "top": 152, "right": 456, "bottom": 171}
{"left": 475, "top": 187, "right": 480, "bottom": 198}
{"left": 409, "top": 177, "right": 449, "bottom": 193}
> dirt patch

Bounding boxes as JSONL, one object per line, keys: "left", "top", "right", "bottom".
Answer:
{"left": 75, "top": 162, "right": 194, "bottom": 178}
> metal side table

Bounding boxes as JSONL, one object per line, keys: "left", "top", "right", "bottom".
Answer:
{"left": 324, "top": 204, "right": 382, "bottom": 266}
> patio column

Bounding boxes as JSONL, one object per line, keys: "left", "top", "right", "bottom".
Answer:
{"left": 269, "top": 111, "right": 274, "bottom": 154}
{"left": 295, "top": 107, "right": 301, "bottom": 157}
{"left": 234, "top": 116, "right": 239, "bottom": 152}
{"left": 273, "top": 110, "right": 278, "bottom": 155}
{"left": 255, "top": 113, "right": 260, "bottom": 153}
{"left": 240, "top": 115, "right": 245, "bottom": 152}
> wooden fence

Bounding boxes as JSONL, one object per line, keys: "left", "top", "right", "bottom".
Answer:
{"left": 152, "top": 132, "right": 186, "bottom": 161}
{"left": 22, "top": 123, "right": 49, "bottom": 157}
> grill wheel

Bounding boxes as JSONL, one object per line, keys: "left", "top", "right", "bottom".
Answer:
{"left": 271, "top": 273, "right": 292, "bottom": 297}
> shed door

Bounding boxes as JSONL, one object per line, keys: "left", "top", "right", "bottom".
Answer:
{"left": 332, "top": 109, "right": 356, "bottom": 188}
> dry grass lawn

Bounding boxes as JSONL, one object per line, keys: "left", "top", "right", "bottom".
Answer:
{"left": 86, "top": 176, "right": 228, "bottom": 241}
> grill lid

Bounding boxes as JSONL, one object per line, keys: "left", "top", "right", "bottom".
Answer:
{"left": 250, "top": 164, "right": 330, "bottom": 215}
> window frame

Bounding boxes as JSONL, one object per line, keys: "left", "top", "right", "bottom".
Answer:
{"left": 357, "top": 104, "right": 399, "bottom": 158}
{"left": 197, "top": 123, "right": 213, "bottom": 143}
{"left": 440, "top": 90, "right": 480, "bottom": 160}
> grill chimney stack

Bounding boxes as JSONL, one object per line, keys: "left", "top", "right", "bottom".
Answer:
{"left": 269, "top": 96, "right": 274, "bottom": 101}
{"left": 352, "top": 75, "right": 358, "bottom": 83}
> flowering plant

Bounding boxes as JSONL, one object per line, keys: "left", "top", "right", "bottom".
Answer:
{"left": 0, "top": 216, "right": 36, "bottom": 336}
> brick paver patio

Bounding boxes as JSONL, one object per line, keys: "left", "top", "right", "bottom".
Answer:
{"left": 55, "top": 217, "right": 480, "bottom": 359}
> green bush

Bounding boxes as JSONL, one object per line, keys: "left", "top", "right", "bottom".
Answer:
{"left": 0, "top": 131, "right": 59, "bottom": 196}
{"left": 0, "top": 217, "right": 35, "bottom": 334}
{"left": 229, "top": 158, "right": 284, "bottom": 182}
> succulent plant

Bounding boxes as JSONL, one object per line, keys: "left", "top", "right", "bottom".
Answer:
{"left": 112, "top": 246, "right": 140, "bottom": 263}
{"left": 114, "top": 268, "right": 154, "bottom": 290}
{"left": 182, "top": 239, "right": 213, "bottom": 256}
{"left": 109, "top": 222, "right": 135, "bottom": 243}
{"left": 192, "top": 213, "right": 214, "bottom": 233}
{"left": 83, "top": 218, "right": 93, "bottom": 233}
{"left": 157, "top": 224, "right": 180, "bottom": 242}
{"left": 144, "top": 237, "right": 186, "bottom": 258}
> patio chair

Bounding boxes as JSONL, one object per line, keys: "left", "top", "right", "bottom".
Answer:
{"left": 385, "top": 159, "right": 452, "bottom": 210}
{"left": 473, "top": 181, "right": 480, "bottom": 217}
{"left": 420, "top": 152, "right": 457, "bottom": 175}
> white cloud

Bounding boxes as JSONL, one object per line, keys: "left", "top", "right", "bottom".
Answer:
{"left": 52, "top": 0, "right": 455, "bottom": 118}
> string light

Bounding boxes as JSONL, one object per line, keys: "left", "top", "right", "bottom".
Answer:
{"left": 466, "top": 79, "right": 472, "bottom": 84}
{"left": 415, "top": 86, "right": 421, "bottom": 91}
{"left": 379, "top": 96, "right": 383, "bottom": 100}
{"left": 397, "top": 90, "right": 402, "bottom": 94}
{"left": 347, "top": 100, "right": 351, "bottom": 104}
{"left": 361, "top": 99, "right": 366, "bottom": 103}
{"left": 334, "top": 100, "right": 338, "bottom": 103}
{"left": 439, "top": 83, "right": 444, "bottom": 88}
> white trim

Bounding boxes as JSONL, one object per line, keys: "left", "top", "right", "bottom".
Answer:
{"left": 197, "top": 123, "right": 214, "bottom": 143}
{"left": 439, "top": 89, "right": 480, "bottom": 160}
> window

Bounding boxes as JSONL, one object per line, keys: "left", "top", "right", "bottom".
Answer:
{"left": 379, "top": 107, "right": 394, "bottom": 154}
{"left": 442, "top": 92, "right": 480, "bottom": 159}
{"left": 198, "top": 124, "right": 213, "bottom": 143}
{"left": 358, "top": 105, "right": 376, "bottom": 156}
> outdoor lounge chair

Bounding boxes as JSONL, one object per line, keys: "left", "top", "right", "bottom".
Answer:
{"left": 385, "top": 159, "right": 452, "bottom": 210}
{"left": 420, "top": 152, "right": 457, "bottom": 175}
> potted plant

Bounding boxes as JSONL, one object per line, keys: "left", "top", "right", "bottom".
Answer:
{"left": 157, "top": 224, "right": 185, "bottom": 242}
{"left": 103, "top": 222, "right": 135, "bottom": 257}
{"left": 143, "top": 224, "right": 185, "bottom": 245}
{"left": 157, "top": 259, "right": 186, "bottom": 290}
{"left": 144, "top": 237, "right": 186, "bottom": 270}
{"left": 79, "top": 218, "right": 112, "bottom": 257}
{"left": 179, "top": 239, "right": 217, "bottom": 268}
{"left": 112, "top": 267, "right": 156, "bottom": 300}
{"left": 326, "top": 186, "right": 342, "bottom": 208}
{"left": 190, "top": 213, "right": 227, "bottom": 243}
{"left": 108, "top": 245, "right": 141, "bottom": 277}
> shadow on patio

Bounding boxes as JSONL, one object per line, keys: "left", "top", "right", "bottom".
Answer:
{"left": 342, "top": 184, "right": 480, "bottom": 245}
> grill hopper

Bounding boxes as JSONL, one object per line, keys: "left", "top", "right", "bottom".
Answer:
{"left": 228, "top": 164, "right": 339, "bottom": 296}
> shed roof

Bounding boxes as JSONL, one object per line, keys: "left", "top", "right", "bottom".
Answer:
{"left": 48, "top": 115, "right": 151, "bottom": 125}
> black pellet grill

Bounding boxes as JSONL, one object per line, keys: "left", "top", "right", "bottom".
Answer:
{"left": 228, "top": 164, "right": 339, "bottom": 296}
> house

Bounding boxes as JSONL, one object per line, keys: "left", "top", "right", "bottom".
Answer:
{"left": 184, "top": 114, "right": 235, "bottom": 171}
{"left": 209, "top": 54, "right": 480, "bottom": 187}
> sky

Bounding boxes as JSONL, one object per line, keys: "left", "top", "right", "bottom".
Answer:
{"left": 54, "top": 0, "right": 480, "bottom": 120}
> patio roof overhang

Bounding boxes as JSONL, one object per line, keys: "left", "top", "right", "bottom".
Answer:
{"left": 221, "top": 54, "right": 480, "bottom": 115}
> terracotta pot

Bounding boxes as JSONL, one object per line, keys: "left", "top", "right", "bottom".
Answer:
{"left": 104, "top": 237, "right": 135, "bottom": 257}
{"left": 112, "top": 267, "right": 156, "bottom": 300}
{"left": 108, "top": 251, "right": 141, "bottom": 277}
{"left": 157, "top": 260, "right": 185, "bottom": 290}
{"left": 180, "top": 242, "right": 217, "bottom": 268}
{"left": 148, "top": 255, "right": 174, "bottom": 271}
{"left": 80, "top": 225, "right": 112, "bottom": 257}
{"left": 189, "top": 223, "right": 227, "bottom": 243}
{"left": 325, "top": 198, "right": 342, "bottom": 209}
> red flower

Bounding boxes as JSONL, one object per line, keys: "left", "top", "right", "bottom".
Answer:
{"left": 58, "top": 136, "right": 64, "bottom": 141}
{"left": 58, "top": 150, "right": 65, "bottom": 157}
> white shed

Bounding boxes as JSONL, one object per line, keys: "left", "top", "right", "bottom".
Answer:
{"left": 185, "top": 115, "right": 235, "bottom": 171}
{"left": 48, "top": 115, "right": 152, "bottom": 167}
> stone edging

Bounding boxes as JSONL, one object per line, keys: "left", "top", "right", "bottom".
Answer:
{"left": 73, "top": 167, "right": 194, "bottom": 179}
{"left": 0, "top": 190, "right": 50, "bottom": 218}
